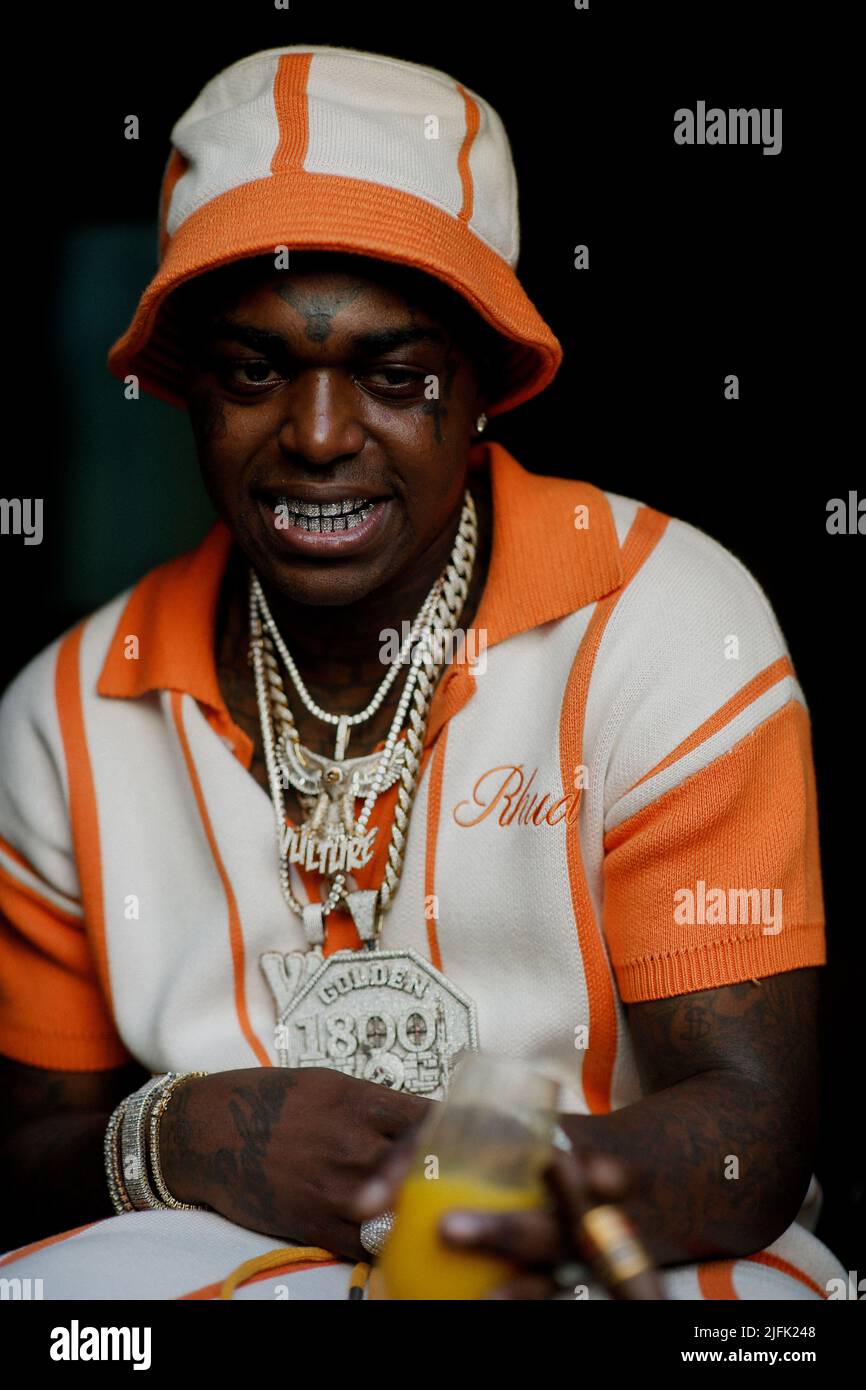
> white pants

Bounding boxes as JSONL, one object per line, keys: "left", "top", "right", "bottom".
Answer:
{"left": 0, "top": 1204, "right": 848, "bottom": 1301}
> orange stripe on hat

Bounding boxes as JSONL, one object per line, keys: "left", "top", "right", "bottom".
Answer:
{"left": 558, "top": 506, "right": 670, "bottom": 1113}
{"left": 271, "top": 52, "right": 313, "bottom": 172}
{"left": 456, "top": 84, "right": 481, "bottom": 222}
{"left": 171, "top": 691, "right": 271, "bottom": 1067}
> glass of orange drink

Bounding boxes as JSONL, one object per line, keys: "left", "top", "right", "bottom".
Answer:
{"left": 375, "top": 1052, "right": 561, "bottom": 1300}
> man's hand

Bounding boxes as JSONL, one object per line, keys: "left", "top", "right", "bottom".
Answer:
{"left": 159, "top": 1066, "right": 434, "bottom": 1260}
{"left": 354, "top": 1134, "right": 666, "bottom": 1299}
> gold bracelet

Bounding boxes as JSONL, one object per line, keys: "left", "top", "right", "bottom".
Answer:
{"left": 578, "top": 1203, "right": 654, "bottom": 1286}
{"left": 148, "top": 1070, "right": 210, "bottom": 1212}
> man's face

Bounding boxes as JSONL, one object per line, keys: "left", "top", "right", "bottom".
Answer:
{"left": 181, "top": 256, "right": 485, "bottom": 608}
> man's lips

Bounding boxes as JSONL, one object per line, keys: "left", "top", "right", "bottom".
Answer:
{"left": 254, "top": 491, "right": 393, "bottom": 556}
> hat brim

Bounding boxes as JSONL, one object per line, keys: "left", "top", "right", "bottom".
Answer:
{"left": 107, "top": 171, "right": 562, "bottom": 417}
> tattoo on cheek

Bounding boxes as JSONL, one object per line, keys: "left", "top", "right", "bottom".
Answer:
{"left": 422, "top": 353, "right": 459, "bottom": 446}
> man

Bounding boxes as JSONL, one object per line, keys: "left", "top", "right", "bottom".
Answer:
{"left": 0, "top": 45, "right": 844, "bottom": 1300}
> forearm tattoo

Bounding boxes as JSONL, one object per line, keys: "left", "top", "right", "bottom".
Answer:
{"left": 561, "top": 970, "right": 821, "bottom": 1265}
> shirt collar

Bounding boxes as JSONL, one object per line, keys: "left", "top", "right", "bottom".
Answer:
{"left": 97, "top": 441, "right": 624, "bottom": 711}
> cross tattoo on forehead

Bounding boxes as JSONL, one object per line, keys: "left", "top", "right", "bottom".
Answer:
{"left": 273, "top": 283, "right": 365, "bottom": 343}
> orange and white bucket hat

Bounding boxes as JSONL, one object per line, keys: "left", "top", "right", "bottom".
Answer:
{"left": 107, "top": 45, "right": 563, "bottom": 416}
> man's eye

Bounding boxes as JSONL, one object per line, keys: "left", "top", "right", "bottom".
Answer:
{"left": 358, "top": 367, "right": 426, "bottom": 397}
{"left": 220, "top": 359, "right": 282, "bottom": 389}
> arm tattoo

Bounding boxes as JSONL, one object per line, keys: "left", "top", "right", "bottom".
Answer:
{"left": 163, "top": 1073, "right": 295, "bottom": 1231}
{"left": 560, "top": 969, "right": 821, "bottom": 1265}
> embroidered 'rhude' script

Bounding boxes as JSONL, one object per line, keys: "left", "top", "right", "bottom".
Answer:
{"left": 452, "top": 765, "right": 581, "bottom": 828}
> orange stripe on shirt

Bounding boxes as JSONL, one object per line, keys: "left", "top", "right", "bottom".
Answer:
{"left": 745, "top": 1250, "right": 826, "bottom": 1298}
{"left": 0, "top": 1221, "right": 98, "bottom": 1267}
{"left": 0, "top": 851, "right": 81, "bottom": 927}
{"left": 55, "top": 626, "right": 115, "bottom": 1014}
{"left": 629, "top": 655, "right": 794, "bottom": 793}
{"left": 559, "top": 507, "right": 670, "bottom": 1113}
{"left": 698, "top": 1260, "right": 739, "bottom": 1299}
{"left": 455, "top": 85, "right": 481, "bottom": 222}
{"left": 603, "top": 698, "right": 826, "bottom": 1002}
{"left": 271, "top": 52, "right": 313, "bottom": 172}
{"left": 0, "top": 835, "right": 34, "bottom": 876}
{"left": 171, "top": 692, "right": 271, "bottom": 1067}
{"left": 423, "top": 724, "right": 450, "bottom": 970}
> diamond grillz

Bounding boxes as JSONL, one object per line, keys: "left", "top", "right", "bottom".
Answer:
{"left": 277, "top": 497, "right": 376, "bottom": 532}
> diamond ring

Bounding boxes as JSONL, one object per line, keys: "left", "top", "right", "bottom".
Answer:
{"left": 359, "top": 1211, "right": 396, "bottom": 1256}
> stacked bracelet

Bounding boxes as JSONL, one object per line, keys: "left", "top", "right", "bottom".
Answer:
{"left": 121, "top": 1074, "right": 174, "bottom": 1209}
{"left": 104, "top": 1097, "right": 134, "bottom": 1215}
{"left": 105, "top": 1070, "right": 210, "bottom": 1214}
{"left": 148, "top": 1071, "right": 209, "bottom": 1211}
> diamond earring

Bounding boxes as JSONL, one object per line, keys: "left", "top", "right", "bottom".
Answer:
{"left": 475, "top": 412, "right": 488, "bottom": 434}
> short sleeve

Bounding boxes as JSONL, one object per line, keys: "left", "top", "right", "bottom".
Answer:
{"left": 599, "top": 517, "right": 826, "bottom": 1002}
{"left": 0, "top": 642, "right": 131, "bottom": 1070}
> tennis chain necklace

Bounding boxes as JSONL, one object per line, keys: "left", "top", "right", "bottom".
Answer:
{"left": 252, "top": 492, "right": 481, "bottom": 1096}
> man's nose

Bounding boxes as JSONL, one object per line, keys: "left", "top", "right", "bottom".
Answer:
{"left": 276, "top": 369, "right": 365, "bottom": 465}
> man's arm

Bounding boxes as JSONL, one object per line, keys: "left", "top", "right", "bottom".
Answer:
{"left": 0, "top": 1053, "right": 151, "bottom": 1252}
{"left": 559, "top": 967, "right": 821, "bottom": 1266}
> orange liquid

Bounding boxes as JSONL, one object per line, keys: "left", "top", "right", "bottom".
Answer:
{"left": 376, "top": 1172, "right": 543, "bottom": 1301}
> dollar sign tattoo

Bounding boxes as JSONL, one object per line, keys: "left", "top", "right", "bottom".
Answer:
{"left": 680, "top": 1007, "right": 711, "bottom": 1042}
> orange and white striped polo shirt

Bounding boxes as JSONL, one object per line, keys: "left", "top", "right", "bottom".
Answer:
{"left": 0, "top": 441, "right": 825, "bottom": 1116}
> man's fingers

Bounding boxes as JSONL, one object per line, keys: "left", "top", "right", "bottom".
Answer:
{"left": 352, "top": 1134, "right": 417, "bottom": 1218}
{"left": 544, "top": 1146, "right": 633, "bottom": 1229}
{"left": 438, "top": 1207, "right": 567, "bottom": 1266}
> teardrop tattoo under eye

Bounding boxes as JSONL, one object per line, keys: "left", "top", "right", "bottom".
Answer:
{"left": 422, "top": 352, "right": 459, "bottom": 446}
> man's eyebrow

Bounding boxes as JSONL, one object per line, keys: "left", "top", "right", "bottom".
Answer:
{"left": 349, "top": 325, "right": 447, "bottom": 354}
{"left": 200, "top": 318, "right": 447, "bottom": 355}
{"left": 204, "top": 318, "right": 289, "bottom": 352}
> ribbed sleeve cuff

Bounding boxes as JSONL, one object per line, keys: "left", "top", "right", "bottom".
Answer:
{"left": 614, "top": 922, "right": 827, "bottom": 1003}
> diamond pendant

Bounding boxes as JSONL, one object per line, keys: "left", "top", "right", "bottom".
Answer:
{"left": 260, "top": 945, "right": 479, "bottom": 1099}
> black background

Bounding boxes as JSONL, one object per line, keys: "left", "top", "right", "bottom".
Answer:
{"left": 2, "top": 1, "right": 861, "bottom": 1270}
